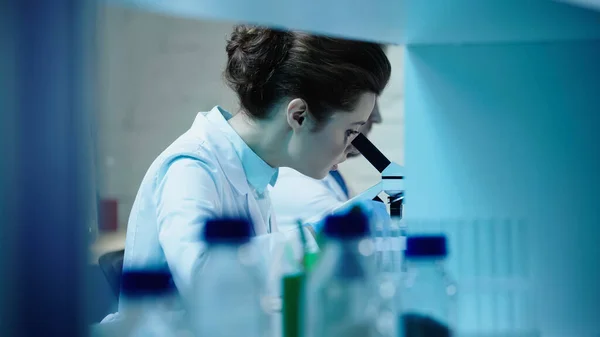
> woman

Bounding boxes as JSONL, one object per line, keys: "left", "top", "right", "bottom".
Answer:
{"left": 120, "top": 25, "right": 391, "bottom": 303}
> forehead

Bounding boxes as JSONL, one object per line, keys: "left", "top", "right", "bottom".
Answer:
{"left": 328, "top": 92, "right": 376, "bottom": 126}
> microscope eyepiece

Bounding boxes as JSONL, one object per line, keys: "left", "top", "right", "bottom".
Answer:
{"left": 351, "top": 133, "right": 391, "bottom": 173}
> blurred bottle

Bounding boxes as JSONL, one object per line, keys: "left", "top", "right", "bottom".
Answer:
{"left": 192, "top": 218, "right": 268, "bottom": 337}
{"left": 388, "top": 195, "right": 405, "bottom": 276}
{"left": 305, "top": 206, "right": 395, "bottom": 337}
{"left": 374, "top": 224, "right": 386, "bottom": 271}
{"left": 389, "top": 221, "right": 403, "bottom": 274}
{"left": 116, "top": 269, "right": 182, "bottom": 337}
{"left": 367, "top": 200, "right": 402, "bottom": 337}
{"left": 400, "top": 235, "right": 457, "bottom": 337}
{"left": 365, "top": 200, "right": 395, "bottom": 275}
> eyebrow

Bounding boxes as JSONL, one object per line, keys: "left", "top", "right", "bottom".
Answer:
{"left": 350, "top": 121, "right": 366, "bottom": 126}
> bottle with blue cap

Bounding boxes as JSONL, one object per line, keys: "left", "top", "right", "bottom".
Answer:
{"left": 400, "top": 235, "right": 457, "bottom": 337}
{"left": 192, "top": 218, "right": 268, "bottom": 337}
{"left": 305, "top": 206, "right": 394, "bottom": 337}
{"left": 116, "top": 269, "right": 182, "bottom": 337}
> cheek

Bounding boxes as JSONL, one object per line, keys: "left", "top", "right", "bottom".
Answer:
{"left": 314, "top": 131, "right": 347, "bottom": 159}
{"left": 359, "top": 122, "right": 373, "bottom": 134}
{"left": 358, "top": 123, "right": 369, "bottom": 133}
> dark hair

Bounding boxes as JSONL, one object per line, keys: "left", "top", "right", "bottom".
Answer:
{"left": 224, "top": 25, "right": 391, "bottom": 122}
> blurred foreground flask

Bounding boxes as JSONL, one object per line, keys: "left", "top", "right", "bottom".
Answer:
{"left": 120, "top": 269, "right": 181, "bottom": 337}
{"left": 192, "top": 218, "right": 268, "bottom": 337}
{"left": 400, "top": 235, "right": 456, "bottom": 337}
{"left": 305, "top": 206, "right": 393, "bottom": 337}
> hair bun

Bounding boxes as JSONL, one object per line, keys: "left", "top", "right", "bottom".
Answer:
{"left": 225, "top": 25, "right": 292, "bottom": 90}
{"left": 225, "top": 25, "right": 255, "bottom": 58}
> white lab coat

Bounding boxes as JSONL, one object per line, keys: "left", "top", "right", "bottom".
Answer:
{"left": 270, "top": 167, "right": 350, "bottom": 233}
{"left": 115, "top": 107, "right": 315, "bottom": 314}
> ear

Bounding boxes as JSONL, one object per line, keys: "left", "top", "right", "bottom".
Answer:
{"left": 286, "top": 98, "right": 308, "bottom": 131}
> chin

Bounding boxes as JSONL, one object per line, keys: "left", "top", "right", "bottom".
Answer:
{"left": 301, "top": 168, "right": 329, "bottom": 180}
{"left": 313, "top": 171, "right": 330, "bottom": 180}
{"left": 318, "top": 171, "right": 330, "bottom": 180}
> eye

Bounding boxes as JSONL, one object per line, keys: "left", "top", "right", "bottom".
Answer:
{"left": 345, "top": 130, "right": 359, "bottom": 140}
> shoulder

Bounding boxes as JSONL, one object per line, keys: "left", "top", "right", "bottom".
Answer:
{"left": 150, "top": 129, "right": 228, "bottom": 195}
{"left": 154, "top": 138, "right": 219, "bottom": 180}
{"left": 155, "top": 111, "right": 230, "bottom": 183}
{"left": 158, "top": 156, "right": 222, "bottom": 196}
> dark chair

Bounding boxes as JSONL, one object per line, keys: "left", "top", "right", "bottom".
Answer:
{"left": 98, "top": 249, "right": 125, "bottom": 298}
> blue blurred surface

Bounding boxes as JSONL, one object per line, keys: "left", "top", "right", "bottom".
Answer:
{"left": 404, "top": 40, "right": 600, "bottom": 336}
{"left": 104, "top": 0, "right": 600, "bottom": 44}
{"left": 1, "top": 0, "right": 98, "bottom": 336}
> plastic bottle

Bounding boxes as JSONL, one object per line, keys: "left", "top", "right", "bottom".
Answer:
{"left": 192, "top": 218, "right": 268, "bottom": 337}
{"left": 305, "top": 206, "right": 395, "bottom": 337}
{"left": 117, "top": 269, "right": 182, "bottom": 337}
{"left": 400, "top": 235, "right": 457, "bottom": 337}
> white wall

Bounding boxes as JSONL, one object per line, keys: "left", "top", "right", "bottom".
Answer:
{"left": 96, "top": 5, "right": 404, "bottom": 229}
{"left": 96, "top": 6, "right": 237, "bottom": 227}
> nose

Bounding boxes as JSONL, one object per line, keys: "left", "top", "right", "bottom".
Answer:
{"left": 369, "top": 102, "right": 382, "bottom": 124}
{"left": 346, "top": 143, "right": 360, "bottom": 156}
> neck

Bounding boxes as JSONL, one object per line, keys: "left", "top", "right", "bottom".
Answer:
{"left": 228, "top": 112, "right": 289, "bottom": 168}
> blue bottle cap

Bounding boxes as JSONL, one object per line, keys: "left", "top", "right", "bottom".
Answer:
{"left": 405, "top": 235, "right": 448, "bottom": 259}
{"left": 323, "top": 206, "right": 370, "bottom": 239}
{"left": 121, "top": 269, "right": 175, "bottom": 297}
{"left": 203, "top": 218, "right": 252, "bottom": 244}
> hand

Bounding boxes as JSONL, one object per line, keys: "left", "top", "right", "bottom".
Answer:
{"left": 306, "top": 199, "right": 390, "bottom": 234}
{"left": 366, "top": 199, "right": 392, "bottom": 229}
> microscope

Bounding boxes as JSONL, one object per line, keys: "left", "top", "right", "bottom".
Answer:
{"left": 300, "top": 133, "right": 406, "bottom": 271}
{"left": 304, "top": 133, "right": 405, "bottom": 226}
{"left": 347, "top": 133, "right": 404, "bottom": 220}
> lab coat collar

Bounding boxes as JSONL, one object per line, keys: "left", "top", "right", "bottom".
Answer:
{"left": 195, "top": 106, "right": 278, "bottom": 195}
